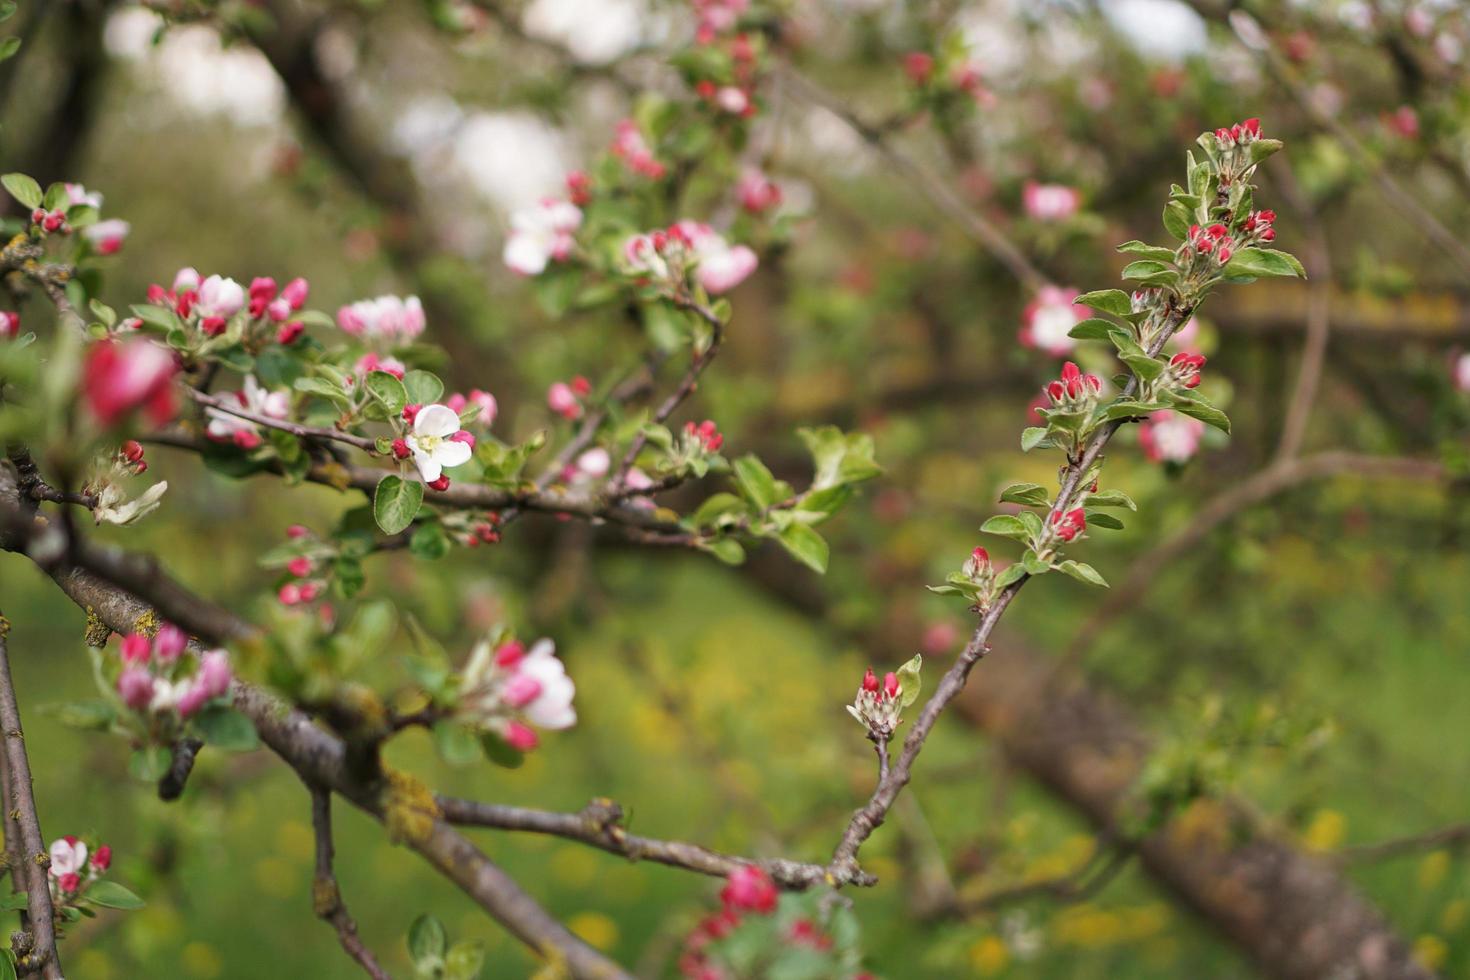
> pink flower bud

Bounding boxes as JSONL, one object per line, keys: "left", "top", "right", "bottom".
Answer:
{"left": 720, "top": 865, "right": 777, "bottom": 914}
{"left": 278, "top": 583, "right": 302, "bottom": 606}
{"left": 117, "top": 668, "right": 154, "bottom": 709}
{"left": 281, "top": 277, "right": 309, "bottom": 310}
{"left": 154, "top": 624, "right": 188, "bottom": 663}
{"left": 120, "top": 633, "right": 152, "bottom": 665}
{"left": 402, "top": 403, "right": 421, "bottom": 425}
{"left": 972, "top": 546, "right": 989, "bottom": 565}
{"left": 177, "top": 682, "right": 210, "bottom": 718}
{"left": 449, "top": 430, "right": 476, "bottom": 450}
{"left": 286, "top": 524, "right": 309, "bottom": 539}
{"left": 248, "top": 277, "right": 277, "bottom": 301}
{"left": 267, "top": 297, "right": 291, "bottom": 322}
{"left": 547, "top": 382, "right": 581, "bottom": 419}
{"left": 391, "top": 438, "right": 411, "bottom": 459}
{"left": 276, "top": 320, "right": 304, "bottom": 345}
{"left": 298, "top": 582, "right": 321, "bottom": 602}
{"left": 200, "top": 316, "right": 227, "bottom": 337}
{"left": 446, "top": 393, "right": 467, "bottom": 413}
{"left": 92, "top": 845, "right": 112, "bottom": 871}
{"left": 196, "top": 650, "right": 232, "bottom": 699}
{"left": 504, "top": 721, "right": 539, "bottom": 752}
{"left": 0, "top": 312, "right": 18, "bottom": 339}
{"left": 495, "top": 641, "right": 525, "bottom": 668}
{"left": 427, "top": 475, "right": 451, "bottom": 492}
{"left": 883, "top": 672, "right": 900, "bottom": 700}
{"left": 903, "top": 51, "right": 934, "bottom": 84}
{"left": 571, "top": 375, "right": 592, "bottom": 397}
{"left": 862, "top": 668, "right": 879, "bottom": 693}
{"left": 58, "top": 873, "right": 80, "bottom": 894}
{"left": 502, "top": 673, "right": 543, "bottom": 708}
{"left": 1052, "top": 507, "right": 1086, "bottom": 542}
{"left": 233, "top": 430, "right": 262, "bottom": 450}
{"left": 287, "top": 556, "right": 313, "bottom": 578}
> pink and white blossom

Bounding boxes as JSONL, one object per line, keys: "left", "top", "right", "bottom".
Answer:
{"left": 737, "top": 170, "right": 782, "bottom": 214}
{"left": 82, "top": 339, "right": 178, "bottom": 427}
{"left": 611, "top": 119, "right": 666, "bottom": 179}
{"left": 1138, "top": 410, "right": 1206, "bottom": 464}
{"left": 337, "top": 294, "right": 426, "bottom": 340}
{"left": 65, "top": 184, "right": 103, "bottom": 208}
{"left": 675, "top": 221, "right": 759, "bottom": 294}
{"left": 48, "top": 838, "right": 88, "bottom": 877}
{"left": 502, "top": 199, "right": 583, "bottom": 276}
{"left": 1453, "top": 352, "right": 1470, "bottom": 392}
{"left": 195, "top": 275, "right": 246, "bottom": 319}
{"left": 1018, "top": 285, "right": 1086, "bottom": 356}
{"left": 510, "top": 639, "right": 577, "bottom": 730}
{"left": 405, "top": 404, "right": 473, "bottom": 484}
{"left": 83, "top": 219, "right": 131, "bottom": 255}
{"left": 1022, "top": 182, "right": 1081, "bottom": 222}
{"left": 205, "top": 375, "right": 290, "bottom": 449}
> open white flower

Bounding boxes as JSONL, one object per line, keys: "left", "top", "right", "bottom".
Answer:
{"left": 196, "top": 274, "right": 245, "bottom": 319}
{"left": 406, "top": 404, "right": 473, "bottom": 484}
{"left": 93, "top": 480, "right": 169, "bottom": 526}
{"left": 517, "top": 639, "right": 577, "bottom": 730}
{"left": 503, "top": 199, "right": 582, "bottom": 276}
{"left": 205, "top": 375, "right": 290, "bottom": 445}
{"left": 49, "top": 838, "right": 88, "bottom": 876}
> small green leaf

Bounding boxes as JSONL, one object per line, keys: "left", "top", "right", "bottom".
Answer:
{"left": 1067, "top": 318, "right": 1117, "bottom": 341}
{"left": 410, "top": 521, "right": 451, "bottom": 560}
{"left": 895, "top": 654, "right": 922, "bottom": 708}
{"left": 1116, "top": 241, "right": 1177, "bottom": 262}
{"left": 403, "top": 370, "right": 444, "bottom": 405}
{"left": 1163, "top": 200, "right": 1193, "bottom": 241}
{"left": 1121, "top": 353, "right": 1165, "bottom": 382}
{"left": 128, "top": 746, "right": 171, "bottom": 782}
{"left": 479, "top": 733, "right": 524, "bottom": 769}
{"left": 0, "top": 894, "right": 29, "bottom": 911}
{"left": 366, "top": 371, "right": 408, "bottom": 415}
{"left": 1020, "top": 427, "right": 1049, "bottom": 452}
{"left": 1120, "top": 259, "right": 1174, "bottom": 282}
{"left": 980, "top": 514, "right": 1033, "bottom": 544}
{"left": 1087, "top": 489, "right": 1137, "bottom": 510}
{"left": 191, "top": 706, "right": 259, "bottom": 751}
{"left": 1084, "top": 510, "right": 1125, "bottom": 530}
{"left": 1022, "top": 551, "right": 1051, "bottom": 576}
{"left": 1166, "top": 393, "right": 1231, "bottom": 433}
{"left": 1057, "top": 560, "right": 1108, "bottom": 587}
{"left": 1222, "top": 248, "right": 1304, "bottom": 280}
{"left": 701, "top": 537, "right": 746, "bottom": 565}
{"left": 43, "top": 699, "right": 115, "bottom": 731}
{"left": 433, "top": 722, "right": 482, "bottom": 766}
{"left": 408, "top": 914, "right": 448, "bottom": 967}
{"left": 777, "top": 523, "right": 828, "bottom": 573}
{"left": 999, "top": 483, "right": 1050, "bottom": 508}
{"left": 82, "top": 881, "right": 146, "bottom": 910}
{"left": 1101, "top": 400, "right": 1157, "bottom": 422}
{"left": 1, "top": 173, "right": 40, "bottom": 209}
{"left": 994, "top": 564, "right": 1027, "bottom": 588}
{"left": 445, "top": 940, "right": 488, "bottom": 980}
{"left": 373, "top": 474, "right": 424, "bottom": 535}
{"left": 1073, "top": 289, "right": 1132, "bottom": 317}
{"left": 1249, "top": 138, "right": 1284, "bottom": 165}
{"left": 733, "top": 455, "right": 781, "bottom": 510}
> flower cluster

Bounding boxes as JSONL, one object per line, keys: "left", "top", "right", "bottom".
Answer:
{"left": 691, "top": 0, "right": 748, "bottom": 43}
{"left": 1044, "top": 361, "right": 1102, "bottom": 410}
{"left": 1050, "top": 507, "right": 1087, "bottom": 543}
{"left": 1185, "top": 222, "right": 1237, "bottom": 265}
{"left": 1210, "top": 116, "right": 1266, "bottom": 184}
{"left": 548, "top": 376, "right": 592, "bottom": 420}
{"left": 113, "top": 626, "right": 232, "bottom": 721}
{"left": 502, "top": 198, "right": 583, "bottom": 276}
{"left": 611, "top": 119, "right": 666, "bottom": 179}
{"left": 679, "top": 864, "right": 776, "bottom": 979}
{"left": 205, "top": 375, "right": 290, "bottom": 450}
{"left": 455, "top": 637, "right": 577, "bottom": 753}
{"left": 624, "top": 221, "right": 758, "bottom": 295}
{"left": 1166, "top": 351, "right": 1206, "bottom": 390}
{"left": 683, "top": 419, "right": 724, "bottom": 453}
{"left": 847, "top": 667, "right": 905, "bottom": 740}
{"left": 1019, "top": 285, "right": 1085, "bottom": 356}
{"left": 143, "top": 268, "right": 308, "bottom": 347}
{"left": 337, "top": 293, "right": 425, "bottom": 342}
{"left": 48, "top": 836, "right": 112, "bottom": 901}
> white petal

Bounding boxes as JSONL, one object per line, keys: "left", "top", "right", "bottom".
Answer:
{"left": 503, "top": 233, "right": 550, "bottom": 276}
{"left": 415, "top": 404, "right": 461, "bottom": 439}
{"left": 433, "top": 440, "right": 473, "bottom": 469}
{"left": 411, "top": 446, "right": 442, "bottom": 484}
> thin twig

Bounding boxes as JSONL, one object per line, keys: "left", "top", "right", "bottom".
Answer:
{"left": 1336, "top": 823, "right": 1470, "bottom": 864}
{"left": 308, "top": 785, "right": 391, "bottom": 980}
{"left": 185, "top": 388, "right": 381, "bottom": 454}
{"left": 0, "top": 615, "right": 63, "bottom": 980}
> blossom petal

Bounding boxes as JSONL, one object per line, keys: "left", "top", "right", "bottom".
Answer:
{"left": 411, "top": 446, "right": 443, "bottom": 484}
{"left": 433, "top": 440, "right": 473, "bottom": 470}
{"left": 414, "top": 404, "right": 461, "bottom": 439}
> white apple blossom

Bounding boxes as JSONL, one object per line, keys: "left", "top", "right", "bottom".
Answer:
{"left": 1455, "top": 352, "right": 1470, "bottom": 393}
{"left": 406, "top": 404, "right": 473, "bottom": 484}
{"left": 49, "top": 837, "right": 88, "bottom": 876}
{"left": 205, "top": 375, "right": 290, "bottom": 446}
{"left": 515, "top": 639, "right": 577, "bottom": 730}
{"left": 65, "top": 183, "right": 103, "bottom": 208}
{"left": 337, "top": 294, "right": 426, "bottom": 339}
{"left": 93, "top": 480, "right": 169, "bottom": 526}
{"left": 674, "top": 221, "right": 758, "bottom": 294}
{"left": 195, "top": 274, "right": 245, "bottom": 319}
{"left": 502, "top": 199, "right": 582, "bottom": 276}
{"left": 83, "top": 219, "right": 131, "bottom": 254}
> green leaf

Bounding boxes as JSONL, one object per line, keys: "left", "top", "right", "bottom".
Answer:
{"left": 408, "top": 914, "right": 448, "bottom": 967}
{"left": 1067, "top": 318, "right": 1117, "bottom": 341}
{"left": 777, "top": 523, "right": 828, "bottom": 574}
{"left": 1022, "top": 551, "right": 1051, "bottom": 576}
{"left": 994, "top": 564, "right": 1027, "bottom": 588}
{"left": 689, "top": 492, "right": 747, "bottom": 528}
{"left": 998, "top": 482, "right": 1050, "bottom": 507}
{"left": 797, "top": 425, "right": 881, "bottom": 489}
{"left": 403, "top": 370, "right": 444, "bottom": 405}
{"left": 128, "top": 746, "right": 171, "bottom": 782}
{"left": 1101, "top": 400, "right": 1158, "bottom": 422}
{"left": 980, "top": 514, "right": 1033, "bottom": 544}
{"left": 1057, "top": 560, "right": 1108, "bottom": 587}
{"left": 479, "top": 732, "right": 524, "bottom": 769}
{"left": 0, "top": 893, "right": 29, "bottom": 911}
{"left": 1020, "top": 427, "right": 1049, "bottom": 452}
{"left": 733, "top": 455, "right": 781, "bottom": 510}
{"left": 1087, "top": 489, "right": 1137, "bottom": 510}
{"left": 433, "top": 721, "right": 483, "bottom": 766}
{"left": 1084, "top": 510, "right": 1125, "bottom": 530}
{"left": 43, "top": 699, "right": 115, "bottom": 731}
{"left": 1116, "top": 241, "right": 1177, "bottom": 262}
{"left": 445, "top": 940, "right": 487, "bottom": 980}
{"left": 294, "top": 376, "right": 353, "bottom": 410}
{"left": 701, "top": 537, "right": 746, "bottom": 565}
{"left": 1121, "top": 353, "right": 1165, "bottom": 382}
{"left": 83, "top": 881, "right": 146, "bottom": 911}
{"left": 191, "top": 706, "right": 260, "bottom": 751}
{"left": 1073, "top": 289, "right": 1131, "bottom": 317}
{"left": 1163, "top": 200, "right": 1192, "bottom": 241}
{"left": 894, "top": 654, "right": 922, "bottom": 709}
{"left": 1, "top": 173, "right": 40, "bottom": 209}
{"left": 1249, "top": 138, "right": 1284, "bottom": 165}
{"left": 410, "top": 521, "right": 451, "bottom": 560}
{"left": 373, "top": 474, "right": 424, "bottom": 535}
{"left": 366, "top": 371, "right": 408, "bottom": 415}
{"left": 1121, "top": 259, "right": 1175, "bottom": 282}
{"left": 1222, "top": 247, "right": 1304, "bottom": 280}
{"left": 1166, "top": 393, "right": 1231, "bottom": 433}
